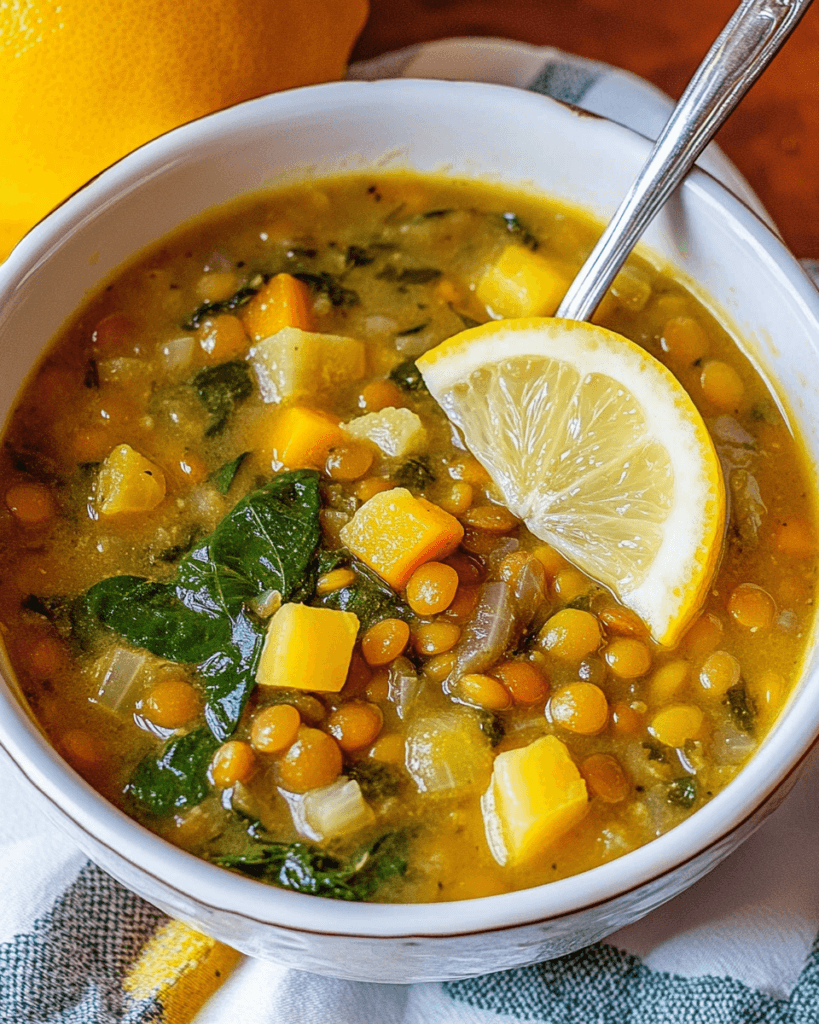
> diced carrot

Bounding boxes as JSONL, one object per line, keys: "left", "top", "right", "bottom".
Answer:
{"left": 242, "top": 273, "right": 314, "bottom": 341}
{"left": 340, "top": 487, "right": 464, "bottom": 590}
{"left": 266, "top": 406, "right": 346, "bottom": 470}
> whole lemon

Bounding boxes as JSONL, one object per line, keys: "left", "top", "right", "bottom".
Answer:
{"left": 0, "top": 0, "right": 369, "bottom": 258}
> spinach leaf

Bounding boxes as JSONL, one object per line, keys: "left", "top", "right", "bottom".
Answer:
{"left": 346, "top": 761, "right": 403, "bottom": 802}
{"left": 317, "top": 547, "right": 351, "bottom": 575}
{"left": 395, "top": 457, "right": 435, "bottom": 492}
{"left": 345, "top": 245, "right": 376, "bottom": 267}
{"left": 129, "top": 728, "right": 219, "bottom": 816}
{"left": 191, "top": 361, "right": 253, "bottom": 437}
{"left": 315, "top": 564, "right": 409, "bottom": 633}
{"left": 395, "top": 322, "right": 429, "bottom": 337}
{"left": 212, "top": 832, "right": 408, "bottom": 901}
{"left": 293, "top": 271, "right": 359, "bottom": 308}
{"left": 388, "top": 358, "right": 428, "bottom": 393}
{"left": 182, "top": 285, "right": 260, "bottom": 330}
{"left": 475, "top": 709, "right": 505, "bottom": 748}
{"left": 211, "top": 452, "right": 249, "bottom": 495}
{"left": 396, "top": 268, "right": 441, "bottom": 285}
{"left": 84, "top": 575, "right": 236, "bottom": 663}
{"left": 501, "top": 212, "right": 540, "bottom": 251}
{"left": 667, "top": 777, "right": 697, "bottom": 809}
{"left": 84, "top": 471, "right": 322, "bottom": 738}
{"left": 21, "top": 593, "right": 97, "bottom": 650}
{"left": 724, "top": 685, "right": 756, "bottom": 734}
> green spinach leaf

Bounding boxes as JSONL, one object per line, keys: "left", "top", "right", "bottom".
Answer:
{"left": 212, "top": 832, "right": 407, "bottom": 901}
{"left": 84, "top": 470, "right": 322, "bottom": 738}
{"left": 293, "top": 271, "right": 359, "bottom": 308}
{"left": 211, "top": 452, "right": 249, "bottom": 495}
{"left": 501, "top": 212, "right": 540, "bottom": 251}
{"left": 388, "top": 358, "right": 428, "bottom": 393}
{"left": 191, "top": 361, "right": 253, "bottom": 437}
{"left": 315, "top": 564, "right": 409, "bottom": 633}
{"left": 129, "top": 728, "right": 219, "bottom": 816}
{"left": 395, "top": 457, "right": 435, "bottom": 492}
{"left": 182, "top": 285, "right": 261, "bottom": 331}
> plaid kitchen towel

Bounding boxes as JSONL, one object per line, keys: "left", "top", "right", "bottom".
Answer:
{"left": 2, "top": 37, "right": 818, "bottom": 1024}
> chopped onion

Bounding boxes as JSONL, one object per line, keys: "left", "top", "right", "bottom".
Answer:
{"left": 92, "top": 645, "right": 151, "bottom": 713}
{"left": 387, "top": 657, "right": 421, "bottom": 720}
{"left": 282, "top": 779, "right": 375, "bottom": 842}
{"left": 159, "top": 335, "right": 195, "bottom": 373}
{"left": 712, "top": 724, "right": 757, "bottom": 765}
{"left": 405, "top": 709, "right": 493, "bottom": 794}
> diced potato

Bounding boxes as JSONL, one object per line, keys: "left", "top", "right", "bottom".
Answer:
{"left": 96, "top": 444, "right": 166, "bottom": 516}
{"left": 339, "top": 487, "right": 464, "bottom": 591}
{"left": 476, "top": 245, "right": 570, "bottom": 319}
{"left": 256, "top": 603, "right": 359, "bottom": 692}
{"left": 343, "top": 407, "right": 426, "bottom": 458}
{"left": 302, "top": 778, "right": 375, "bottom": 840}
{"left": 242, "top": 273, "right": 314, "bottom": 341}
{"left": 405, "top": 709, "right": 493, "bottom": 794}
{"left": 482, "top": 735, "right": 589, "bottom": 866}
{"left": 249, "top": 326, "right": 366, "bottom": 404}
{"left": 262, "top": 405, "right": 346, "bottom": 470}
{"left": 610, "top": 264, "right": 653, "bottom": 312}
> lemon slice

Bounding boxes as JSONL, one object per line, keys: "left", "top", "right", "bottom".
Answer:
{"left": 417, "top": 317, "right": 725, "bottom": 646}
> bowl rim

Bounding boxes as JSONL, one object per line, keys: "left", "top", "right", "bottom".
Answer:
{"left": 1, "top": 77, "right": 819, "bottom": 940}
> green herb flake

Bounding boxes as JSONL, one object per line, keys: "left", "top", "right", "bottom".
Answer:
{"left": 667, "top": 777, "right": 698, "bottom": 808}
{"left": 724, "top": 685, "right": 756, "bottom": 734}
{"left": 388, "top": 358, "right": 428, "bottom": 393}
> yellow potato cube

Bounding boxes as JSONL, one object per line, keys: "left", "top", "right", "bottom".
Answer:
{"left": 342, "top": 407, "right": 426, "bottom": 457}
{"left": 483, "top": 734, "right": 589, "bottom": 866}
{"left": 476, "top": 245, "right": 570, "bottom": 318}
{"left": 339, "top": 487, "right": 464, "bottom": 591}
{"left": 260, "top": 405, "right": 346, "bottom": 470}
{"left": 250, "top": 326, "right": 366, "bottom": 404}
{"left": 96, "top": 444, "right": 166, "bottom": 516}
{"left": 256, "top": 603, "right": 359, "bottom": 693}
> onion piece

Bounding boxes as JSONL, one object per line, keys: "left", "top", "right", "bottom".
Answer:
{"left": 282, "top": 779, "right": 375, "bottom": 842}
{"left": 92, "top": 645, "right": 152, "bottom": 713}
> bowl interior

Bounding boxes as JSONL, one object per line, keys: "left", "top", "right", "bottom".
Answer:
{"left": 1, "top": 79, "right": 819, "bottom": 943}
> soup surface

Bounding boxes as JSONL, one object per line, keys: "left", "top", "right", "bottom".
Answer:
{"left": 0, "top": 174, "right": 816, "bottom": 903}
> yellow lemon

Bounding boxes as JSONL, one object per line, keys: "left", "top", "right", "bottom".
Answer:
{"left": 0, "top": 0, "right": 368, "bottom": 258}
{"left": 417, "top": 317, "right": 725, "bottom": 646}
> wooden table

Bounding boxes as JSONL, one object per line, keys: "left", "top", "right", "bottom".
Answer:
{"left": 354, "top": 0, "right": 819, "bottom": 259}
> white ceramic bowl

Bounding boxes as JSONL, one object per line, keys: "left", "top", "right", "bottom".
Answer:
{"left": 1, "top": 80, "right": 819, "bottom": 984}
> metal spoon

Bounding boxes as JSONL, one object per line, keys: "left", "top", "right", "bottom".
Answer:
{"left": 556, "top": 0, "right": 814, "bottom": 323}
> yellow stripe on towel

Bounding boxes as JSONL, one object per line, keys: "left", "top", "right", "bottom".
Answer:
{"left": 123, "top": 920, "right": 241, "bottom": 1021}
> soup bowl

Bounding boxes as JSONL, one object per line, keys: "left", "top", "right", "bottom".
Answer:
{"left": 0, "top": 79, "right": 818, "bottom": 983}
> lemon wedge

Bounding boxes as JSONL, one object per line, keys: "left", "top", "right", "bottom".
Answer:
{"left": 417, "top": 318, "right": 725, "bottom": 646}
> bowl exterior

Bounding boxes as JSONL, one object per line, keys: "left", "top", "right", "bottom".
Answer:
{"left": 1, "top": 79, "right": 819, "bottom": 982}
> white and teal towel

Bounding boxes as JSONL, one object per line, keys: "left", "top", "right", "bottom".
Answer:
{"left": 2, "top": 38, "right": 818, "bottom": 1023}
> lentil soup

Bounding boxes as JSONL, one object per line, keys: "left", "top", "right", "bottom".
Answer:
{"left": 0, "top": 173, "right": 815, "bottom": 903}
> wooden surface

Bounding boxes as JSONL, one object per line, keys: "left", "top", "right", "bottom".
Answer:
{"left": 353, "top": 0, "right": 819, "bottom": 258}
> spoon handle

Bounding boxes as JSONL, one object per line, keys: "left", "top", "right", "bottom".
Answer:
{"left": 556, "top": 0, "right": 814, "bottom": 323}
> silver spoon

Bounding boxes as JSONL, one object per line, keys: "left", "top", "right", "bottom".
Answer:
{"left": 556, "top": 0, "right": 814, "bottom": 323}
